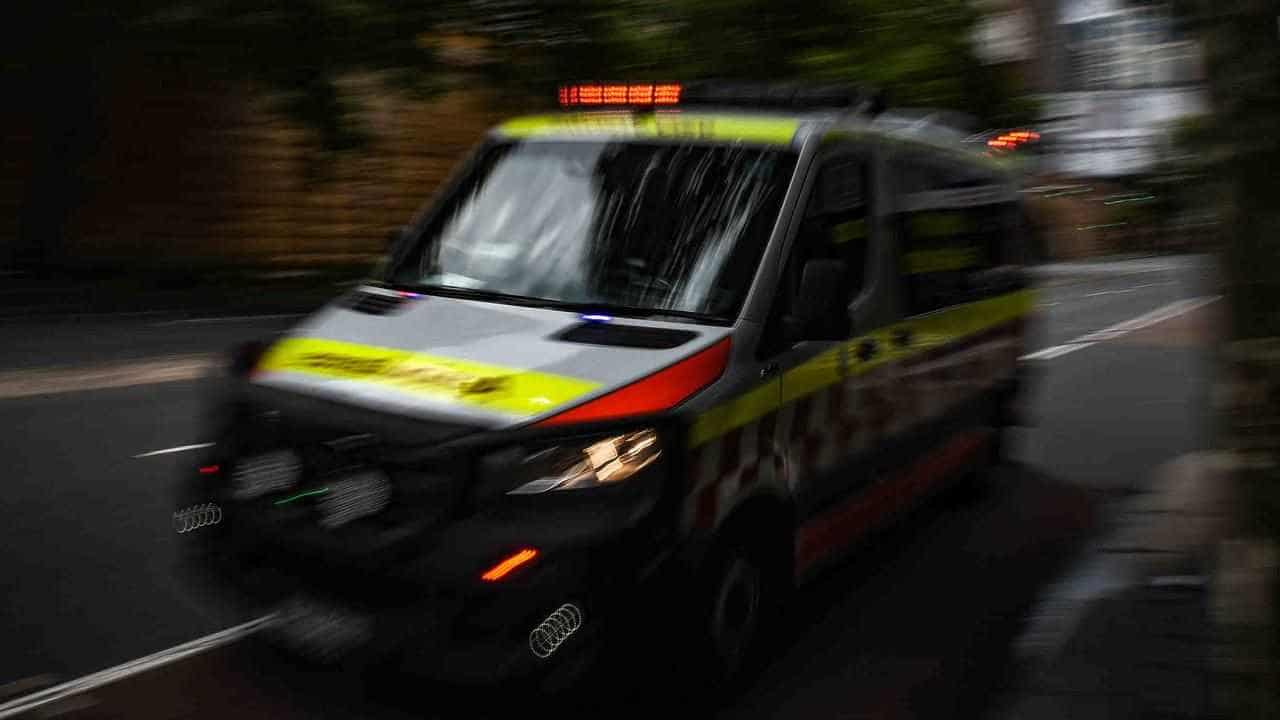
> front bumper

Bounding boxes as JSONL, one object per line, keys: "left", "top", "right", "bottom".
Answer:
{"left": 179, "top": 383, "right": 693, "bottom": 684}
{"left": 178, "top": 485, "right": 683, "bottom": 685}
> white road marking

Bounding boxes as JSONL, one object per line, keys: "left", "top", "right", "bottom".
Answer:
{"left": 1020, "top": 342, "right": 1097, "bottom": 361}
{"left": 1021, "top": 295, "right": 1221, "bottom": 362}
{"left": 133, "top": 443, "right": 214, "bottom": 458}
{"left": 0, "top": 616, "right": 276, "bottom": 720}
{"left": 1081, "top": 281, "right": 1170, "bottom": 298}
{"left": 151, "top": 313, "right": 305, "bottom": 327}
{"left": 1074, "top": 295, "right": 1221, "bottom": 342}
{"left": 0, "top": 355, "right": 217, "bottom": 399}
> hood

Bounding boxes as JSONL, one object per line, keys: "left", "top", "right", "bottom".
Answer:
{"left": 252, "top": 289, "right": 732, "bottom": 429}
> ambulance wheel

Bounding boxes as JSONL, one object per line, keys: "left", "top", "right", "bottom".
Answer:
{"left": 688, "top": 531, "right": 785, "bottom": 691}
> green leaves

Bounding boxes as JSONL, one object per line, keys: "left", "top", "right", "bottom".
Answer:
{"left": 9, "top": 0, "right": 1031, "bottom": 151}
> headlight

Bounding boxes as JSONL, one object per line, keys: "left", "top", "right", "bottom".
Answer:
{"left": 504, "top": 429, "right": 662, "bottom": 495}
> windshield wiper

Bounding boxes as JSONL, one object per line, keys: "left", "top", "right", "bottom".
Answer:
{"left": 378, "top": 283, "right": 568, "bottom": 309}
{"left": 377, "top": 283, "right": 731, "bottom": 325}
{"left": 550, "top": 301, "right": 731, "bottom": 325}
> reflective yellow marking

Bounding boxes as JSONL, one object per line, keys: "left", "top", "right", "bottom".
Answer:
{"left": 689, "top": 380, "right": 779, "bottom": 448}
{"left": 908, "top": 212, "right": 969, "bottom": 238}
{"left": 689, "top": 289, "right": 1036, "bottom": 447}
{"left": 903, "top": 247, "right": 983, "bottom": 274}
{"left": 257, "top": 338, "right": 601, "bottom": 417}
{"left": 831, "top": 219, "right": 867, "bottom": 245}
{"left": 499, "top": 113, "right": 799, "bottom": 146}
{"left": 781, "top": 346, "right": 842, "bottom": 404}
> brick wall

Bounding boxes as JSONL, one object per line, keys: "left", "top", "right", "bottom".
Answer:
{"left": 7, "top": 65, "right": 502, "bottom": 269}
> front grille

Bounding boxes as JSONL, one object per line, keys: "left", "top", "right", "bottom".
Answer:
{"left": 220, "top": 396, "right": 483, "bottom": 567}
{"left": 224, "top": 436, "right": 472, "bottom": 563}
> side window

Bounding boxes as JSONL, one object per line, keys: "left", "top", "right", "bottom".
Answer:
{"left": 760, "top": 152, "right": 870, "bottom": 356}
{"left": 896, "top": 154, "right": 1014, "bottom": 315}
{"left": 802, "top": 157, "right": 871, "bottom": 303}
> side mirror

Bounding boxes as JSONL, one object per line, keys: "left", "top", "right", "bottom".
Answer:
{"left": 787, "top": 259, "right": 848, "bottom": 342}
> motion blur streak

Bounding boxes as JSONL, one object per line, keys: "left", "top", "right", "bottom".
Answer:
{"left": 0, "top": 355, "right": 215, "bottom": 399}
{"left": 480, "top": 548, "right": 539, "bottom": 582}
{"left": 0, "top": 617, "right": 274, "bottom": 720}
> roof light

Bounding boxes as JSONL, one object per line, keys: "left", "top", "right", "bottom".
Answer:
{"left": 538, "top": 337, "right": 730, "bottom": 425}
{"left": 559, "top": 83, "right": 682, "bottom": 108}
{"left": 987, "top": 128, "right": 1040, "bottom": 151}
{"left": 481, "top": 547, "right": 539, "bottom": 582}
{"left": 579, "top": 313, "right": 613, "bottom": 323}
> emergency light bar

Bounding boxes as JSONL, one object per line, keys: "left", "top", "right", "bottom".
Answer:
{"left": 558, "top": 83, "right": 683, "bottom": 107}
{"left": 557, "top": 81, "right": 886, "bottom": 113}
{"left": 987, "top": 129, "right": 1040, "bottom": 150}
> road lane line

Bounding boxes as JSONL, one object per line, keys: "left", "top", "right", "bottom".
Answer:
{"left": 0, "top": 355, "right": 216, "bottom": 399}
{"left": 1081, "top": 281, "right": 1170, "bottom": 298}
{"left": 1020, "top": 342, "right": 1097, "bottom": 361}
{"left": 0, "top": 616, "right": 275, "bottom": 720}
{"left": 134, "top": 443, "right": 214, "bottom": 458}
{"left": 1020, "top": 295, "right": 1220, "bottom": 362}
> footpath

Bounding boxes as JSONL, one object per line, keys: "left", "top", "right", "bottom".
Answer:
{"left": 1002, "top": 254, "right": 1272, "bottom": 719}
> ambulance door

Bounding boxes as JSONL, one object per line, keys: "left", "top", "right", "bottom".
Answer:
{"left": 759, "top": 142, "right": 896, "bottom": 567}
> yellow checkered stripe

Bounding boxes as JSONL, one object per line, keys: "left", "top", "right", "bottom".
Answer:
{"left": 689, "top": 288, "right": 1036, "bottom": 447}
{"left": 256, "top": 337, "right": 601, "bottom": 418}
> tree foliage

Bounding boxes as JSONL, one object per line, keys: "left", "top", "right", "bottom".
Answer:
{"left": 1179, "top": 0, "right": 1280, "bottom": 338}
{"left": 7, "top": 0, "right": 1031, "bottom": 150}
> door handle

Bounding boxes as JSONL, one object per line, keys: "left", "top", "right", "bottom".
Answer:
{"left": 760, "top": 362, "right": 780, "bottom": 379}
{"left": 856, "top": 338, "right": 878, "bottom": 361}
{"left": 892, "top": 328, "right": 913, "bottom": 348}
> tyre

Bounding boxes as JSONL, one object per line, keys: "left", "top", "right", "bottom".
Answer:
{"left": 686, "top": 530, "right": 786, "bottom": 692}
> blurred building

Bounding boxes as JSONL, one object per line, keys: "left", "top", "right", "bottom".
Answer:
{"left": 1036, "top": 0, "right": 1208, "bottom": 178}
{"left": 974, "top": 0, "right": 1212, "bottom": 258}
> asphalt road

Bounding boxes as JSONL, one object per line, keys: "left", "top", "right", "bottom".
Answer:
{"left": 0, "top": 255, "right": 1220, "bottom": 718}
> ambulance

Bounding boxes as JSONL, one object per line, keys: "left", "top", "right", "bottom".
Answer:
{"left": 180, "top": 82, "right": 1036, "bottom": 688}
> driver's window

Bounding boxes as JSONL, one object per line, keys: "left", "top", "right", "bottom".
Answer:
{"left": 803, "top": 156, "right": 869, "bottom": 303}
{"left": 760, "top": 152, "right": 869, "bottom": 357}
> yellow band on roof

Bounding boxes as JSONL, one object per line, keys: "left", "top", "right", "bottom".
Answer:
{"left": 498, "top": 113, "right": 799, "bottom": 146}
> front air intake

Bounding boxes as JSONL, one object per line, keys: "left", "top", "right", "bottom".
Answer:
{"left": 553, "top": 322, "right": 698, "bottom": 349}
{"left": 341, "top": 289, "right": 409, "bottom": 316}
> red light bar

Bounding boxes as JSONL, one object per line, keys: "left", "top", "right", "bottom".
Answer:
{"left": 559, "top": 83, "right": 682, "bottom": 108}
{"left": 481, "top": 548, "right": 539, "bottom": 582}
{"left": 538, "top": 337, "right": 730, "bottom": 426}
{"left": 987, "top": 128, "right": 1040, "bottom": 150}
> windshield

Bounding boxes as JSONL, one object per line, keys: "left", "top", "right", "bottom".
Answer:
{"left": 388, "top": 140, "right": 797, "bottom": 321}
